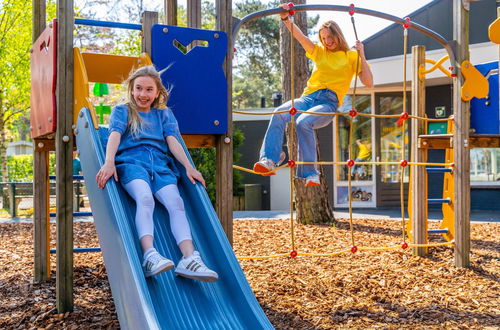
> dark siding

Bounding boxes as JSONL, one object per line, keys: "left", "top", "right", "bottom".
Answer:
{"left": 364, "top": 0, "right": 497, "bottom": 60}
{"left": 471, "top": 189, "right": 500, "bottom": 210}
{"left": 234, "top": 120, "right": 271, "bottom": 210}
{"left": 317, "top": 123, "right": 334, "bottom": 203}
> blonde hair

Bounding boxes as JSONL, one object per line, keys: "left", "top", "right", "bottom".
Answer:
{"left": 318, "top": 21, "right": 349, "bottom": 52}
{"left": 124, "top": 65, "right": 169, "bottom": 136}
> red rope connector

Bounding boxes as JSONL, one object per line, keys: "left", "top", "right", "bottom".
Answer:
{"left": 346, "top": 159, "right": 355, "bottom": 167}
{"left": 349, "top": 3, "right": 355, "bottom": 16}
{"left": 287, "top": 159, "right": 296, "bottom": 168}
{"left": 290, "top": 250, "right": 298, "bottom": 258}
{"left": 287, "top": 2, "right": 295, "bottom": 15}
{"left": 351, "top": 246, "right": 358, "bottom": 254}
{"left": 403, "top": 17, "right": 411, "bottom": 29}
{"left": 396, "top": 112, "right": 409, "bottom": 126}
{"left": 348, "top": 109, "right": 358, "bottom": 118}
{"left": 289, "top": 107, "right": 297, "bottom": 115}
{"left": 401, "top": 242, "right": 409, "bottom": 250}
{"left": 450, "top": 163, "right": 455, "bottom": 168}
{"left": 449, "top": 66, "right": 457, "bottom": 77}
{"left": 400, "top": 160, "right": 408, "bottom": 167}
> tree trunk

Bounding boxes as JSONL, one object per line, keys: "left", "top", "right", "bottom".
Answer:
{"left": 280, "top": 0, "right": 335, "bottom": 224}
{"left": 0, "top": 102, "right": 8, "bottom": 182}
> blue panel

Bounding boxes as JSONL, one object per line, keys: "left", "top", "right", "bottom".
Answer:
{"left": 75, "top": 108, "right": 272, "bottom": 329}
{"left": 151, "top": 25, "right": 228, "bottom": 134}
{"left": 471, "top": 62, "right": 499, "bottom": 134}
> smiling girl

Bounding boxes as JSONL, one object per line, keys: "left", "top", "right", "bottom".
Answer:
{"left": 96, "top": 66, "right": 218, "bottom": 281}
{"left": 253, "top": 3, "right": 373, "bottom": 186}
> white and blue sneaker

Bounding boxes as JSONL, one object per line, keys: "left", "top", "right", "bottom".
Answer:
{"left": 142, "top": 251, "right": 175, "bottom": 277}
{"left": 175, "top": 251, "right": 218, "bottom": 282}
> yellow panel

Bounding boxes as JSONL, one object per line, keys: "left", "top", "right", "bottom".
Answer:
{"left": 73, "top": 48, "right": 99, "bottom": 129}
{"left": 461, "top": 60, "right": 489, "bottom": 101}
{"left": 81, "top": 53, "right": 152, "bottom": 84}
{"left": 489, "top": 17, "right": 500, "bottom": 44}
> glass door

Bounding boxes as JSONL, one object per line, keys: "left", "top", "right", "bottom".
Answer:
{"left": 375, "top": 93, "right": 410, "bottom": 206}
{"left": 333, "top": 94, "right": 375, "bottom": 207}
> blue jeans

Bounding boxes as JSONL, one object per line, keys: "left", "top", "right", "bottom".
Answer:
{"left": 259, "top": 89, "right": 339, "bottom": 178}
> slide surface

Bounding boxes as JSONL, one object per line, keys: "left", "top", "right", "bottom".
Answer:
{"left": 75, "top": 108, "right": 273, "bottom": 330}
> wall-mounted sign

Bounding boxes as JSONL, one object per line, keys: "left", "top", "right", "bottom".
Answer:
{"left": 435, "top": 106, "right": 446, "bottom": 118}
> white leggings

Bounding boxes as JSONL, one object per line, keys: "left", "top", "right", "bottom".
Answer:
{"left": 123, "top": 179, "right": 192, "bottom": 244}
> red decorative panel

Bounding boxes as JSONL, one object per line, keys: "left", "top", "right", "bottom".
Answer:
{"left": 30, "top": 19, "right": 57, "bottom": 138}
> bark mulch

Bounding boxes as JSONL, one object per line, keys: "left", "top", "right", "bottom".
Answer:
{"left": 0, "top": 218, "right": 498, "bottom": 329}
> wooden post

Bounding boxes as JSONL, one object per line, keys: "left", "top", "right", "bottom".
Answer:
{"left": 141, "top": 11, "right": 158, "bottom": 54}
{"left": 164, "top": 0, "right": 178, "bottom": 26}
{"left": 34, "top": 142, "right": 51, "bottom": 282}
{"left": 411, "top": 45, "right": 428, "bottom": 256}
{"left": 216, "top": 0, "right": 233, "bottom": 244}
{"left": 56, "top": 0, "right": 75, "bottom": 312}
{"left": 32, "top": 0, "right": 51, "bottom": 283}
{"left": 452, "top": 0, "right": 471, "bottom": 268}
{"left": 188, "top": 0, "right": 202, "bottom": 28}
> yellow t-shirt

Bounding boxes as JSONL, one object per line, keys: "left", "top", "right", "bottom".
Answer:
{"left": 303, "top": 44, "right": 361, "bottom": 105}
{"left": 357, "top": 143, "right": 371, "bottom": 160}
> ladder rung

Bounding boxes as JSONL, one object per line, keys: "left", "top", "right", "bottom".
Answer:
{"left": 428, "top": 229, "right": 449, "bottom": 234}
{"left": 428, "top": 198, "right": 451, "bottom": 204}
{"left": 426, "top": 167, "right": 453, "bottom": 173}
{"left": 50, "top": 247, "right": 101, "bottom": 254}
{"left": 50, "top": 211, "right": 93, "bottom": 217}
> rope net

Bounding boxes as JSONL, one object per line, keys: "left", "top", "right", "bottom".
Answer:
{"left": 232, "top": 7, "right": 455, "bottom": 260}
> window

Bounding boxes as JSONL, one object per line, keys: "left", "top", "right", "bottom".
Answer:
{"left": 470, "top": 148, "right": 500, "bottom": 185}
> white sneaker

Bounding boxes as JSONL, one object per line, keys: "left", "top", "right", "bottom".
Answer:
{"left": 175, "top": 251, "right": 219, "bottom": 282}
{"left": 253, "top": 152, "right": 286, "bottom": 176}
{"left": 253, "top": 158, "right": 276, "bottom": 176}
{"left": 305, "top": 174, "right": 320, "bottom": 187}
{"left": 142, "top": 251, "right": 175, "bottom": 277}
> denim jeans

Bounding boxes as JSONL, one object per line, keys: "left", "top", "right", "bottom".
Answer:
{"left": 259, "top": 89, "right": 339, "bottom": 178}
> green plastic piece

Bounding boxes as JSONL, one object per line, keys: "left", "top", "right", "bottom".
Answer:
{"left": 93, "top": 83, "right": 109, "bottom": 97}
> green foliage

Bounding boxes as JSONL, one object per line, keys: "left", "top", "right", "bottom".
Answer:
{"left": 189, "top": 127, "right": 245, "bottom": 206}
{"left": 5, "top": 155, "right": 33, "bottom": 182}
{"left": 233, "top": 0, "right": 281, "bottom": 109}
{"left": 0, "top": 154, "right": 56, "bottom": 182}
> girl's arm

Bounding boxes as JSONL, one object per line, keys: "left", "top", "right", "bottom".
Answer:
{"left": 279, "top": 3, "right": 315, "bottom": 54}
{"left": 355, "top": 40, "right": 374, "bottom": 88}
{"left": 96, "top": 131, "right": 121, "bottom": 189}
{"left": 166, "top": 135, "right": 206, "bottom": 188}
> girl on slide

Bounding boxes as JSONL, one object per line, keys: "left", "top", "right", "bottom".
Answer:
{"left": 96, "top": 65, "right": 218, "bottom": 282}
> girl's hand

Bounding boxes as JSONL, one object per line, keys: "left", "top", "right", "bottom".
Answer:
{"left": 96, "top": 161, "right": 118, "bottom": 189}
{"left": 186, "top": 166, "right": 206, "bottom": 188}
{"left": 355, "top": 40, "right": 366, "bottom": 57}
{"left": 278, "top": 3, "right": 290, "bottom": 20}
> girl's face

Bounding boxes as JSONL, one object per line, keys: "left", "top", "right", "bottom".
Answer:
{"left": 132, "top": 76, "right": 159, "bottom": 111}
{"left": 319, "top": 28, "right": 338, "bottom": 51}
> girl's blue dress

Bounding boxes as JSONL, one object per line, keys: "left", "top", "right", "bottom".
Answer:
{"left": 109, "top": 104, "right": 181, "bottom": 193}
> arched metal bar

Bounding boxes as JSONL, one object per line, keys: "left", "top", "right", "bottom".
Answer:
{"left": 232, "top": 4, "right": 457, "bottom": 70}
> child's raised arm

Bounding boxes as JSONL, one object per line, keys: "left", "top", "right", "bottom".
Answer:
{"left": 96, "top": 131, "right": 121, "bottom": 188}
{"left": 166, "top": 136, "right": 206, "bottom": 188}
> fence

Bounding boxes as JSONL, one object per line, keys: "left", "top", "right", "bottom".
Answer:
{"left": 0, "top": 178, "right": 89, "bottom": 218}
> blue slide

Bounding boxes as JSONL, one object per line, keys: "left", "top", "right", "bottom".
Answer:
{"left": 75, "top": 108, "right": 273, "bottom": 329}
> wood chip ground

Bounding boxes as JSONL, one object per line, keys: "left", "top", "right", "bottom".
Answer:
{"left": 0, "top": 218, "right": 498, "bottom": 329}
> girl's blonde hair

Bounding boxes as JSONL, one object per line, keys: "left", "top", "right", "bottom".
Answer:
{"left": 319, "top": 20, "right": 349, "bottom": 52}
{"left": 124, "top": 65, "right": 169, "bottom": 136}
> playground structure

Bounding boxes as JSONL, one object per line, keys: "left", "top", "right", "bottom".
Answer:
{"left": 28, "top": 0, "right": 499, "bottom": 327}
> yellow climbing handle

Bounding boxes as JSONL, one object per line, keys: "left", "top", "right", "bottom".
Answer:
{"left": 419, "top": 56, "right": 452, "bottom": 80}
{"left": 489, "top": 16, "right": 500, "bottom": 44}
{"left": 461, "top": 60, "right": 489, "bottom": 101}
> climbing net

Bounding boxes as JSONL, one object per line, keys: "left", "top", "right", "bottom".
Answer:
{"left": 233, "top": 3, "right": 455, "bottom": 260}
